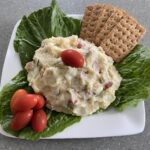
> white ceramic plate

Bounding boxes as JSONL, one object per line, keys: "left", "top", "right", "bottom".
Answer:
{"left": 0, "top": 15, "right": 145, "bottom": 139}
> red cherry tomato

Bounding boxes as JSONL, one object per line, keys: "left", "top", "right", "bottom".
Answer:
{"left": 31, "top": 109, "right": 47, "bottom": 132}
{"left": 60, "top": 49, "right": 84, "bottom": 68}
{"left": 10, "top": 89, "right": 27, "bottom": 114}
{"left": 34, "top": 95, "right": 45, "bottom": 110}
{"left": 11, "top": 94, "right": 37, "bottom": 114}
{"left": 10, "top": 109, "right": 33, "bottom": 131}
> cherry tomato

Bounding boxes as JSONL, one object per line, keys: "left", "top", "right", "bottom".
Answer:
{"left": 11, "top": 94, "right": 38, "bottom": 114}
{"left": 10, "top": 109, "right": 33, "bottom": 131}
{"left": 31, "top": 109, "right": 47, "bottom": 132}
{"left": 10, "top": 89, "right": 27, "bottom": 114}
{"left": 60, "top": 49, "right": 84, "bottom": 68}
{"left": 34, "top": 95, "right": 45, "bottom": 110}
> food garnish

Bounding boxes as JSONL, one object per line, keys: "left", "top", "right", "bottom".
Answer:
{"left": 31, "top": 109, "right": 47, "bottom": 132}
{"left": 10, "top": 89, "right": 47, "bottom": 132}
{"left": 60, "top": 49, "right": 84, "bottom": 68}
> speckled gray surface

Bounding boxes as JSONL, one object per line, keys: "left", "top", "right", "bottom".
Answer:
{"left": 0, "top": 0, "right": 150, "bottom": 149}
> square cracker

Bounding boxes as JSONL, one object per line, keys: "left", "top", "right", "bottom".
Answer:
{"left": 100, "top": 14, "right": 146, "bottom": 62}
{"left": 94, "top": 8, "right": 124, "bottom": 46}
{"left": 80, "top": 5, "right": 94, "bottom": 39}
{"left": 93, "top": 5, "right": 116, "bottom": 44}
{"left": 85, "top": 4, "right": 105, "bottom": 42}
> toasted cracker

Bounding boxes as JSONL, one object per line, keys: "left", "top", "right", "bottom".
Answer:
{"left": 100, "top": 14, "right": 146, "bottom": 62}
{"left": 94, "top": 5, "right": 115, "bottom": 45}
{"left": 95, "top": 8, "right": 124, "bottom": 46}
{"left": 80, "top": 5, "right": 94, "bottom": 39}
{"left": 86, "top": 4, "right": 105, "bottom": 42}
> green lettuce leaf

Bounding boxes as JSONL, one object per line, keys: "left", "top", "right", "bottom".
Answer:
{"left": 0, "top": 70, "right": 81, "bottom": 140}
{"left": 14, "top": 0, "right": 81, "bottom": 67}
{"left": 113, "top": 45, "right": 150, "bottom": 110}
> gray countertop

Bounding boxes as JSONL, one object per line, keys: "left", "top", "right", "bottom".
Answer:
{"left": 0, "top": 0, "right": 150, "bottom": 149}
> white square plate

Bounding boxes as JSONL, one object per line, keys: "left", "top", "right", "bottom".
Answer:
{"left": 0, "top": 15, "right": 145, "bottom": 139}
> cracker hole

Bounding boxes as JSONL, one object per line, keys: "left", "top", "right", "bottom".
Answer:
{"left": 90, "top": 24, "right": 94, "bottom": 27}
{"left": 139, "top": 29, "right": 143, "bottom": 33}
{"left": 122, "top": 48, "right": 126, "bottom": 52}
{"left": 97, "top": 29, "right": 100, "bottom": 33}
{"left": 122, "top": 32, "right": 125, "bottom": 36}
{"left": 130, "top": 23, "right": 134, "bottom": 26}
{"left": 118, "top": 37, "right": 121, "bottom": 40}
{"left": 118, "top": 45, "right": 122, "bottom": 49}
{"left": 110, "top": 39, "right": 113, "bottom": 42}
{"left": 131, "top": 39, "right": 134, "bottom": 43}
{"left": 105, "top": 44, "right": 108, "bottom": 47}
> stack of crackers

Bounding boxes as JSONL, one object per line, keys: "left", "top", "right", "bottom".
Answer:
{"left": 80, "top": 4, "right": 146, "bottom": 62}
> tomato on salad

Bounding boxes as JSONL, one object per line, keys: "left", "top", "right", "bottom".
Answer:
{"left": 60, "top": 49, "right": 84, "bottom": 68}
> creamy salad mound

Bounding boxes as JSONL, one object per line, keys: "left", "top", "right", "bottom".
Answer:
{"left": 25, "top": 35, "right": 122, "bottom": 116}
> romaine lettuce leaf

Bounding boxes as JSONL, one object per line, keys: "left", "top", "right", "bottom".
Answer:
{"left": 113, "top": 45, "right": 150, "bottom": 110}
{"left": 14, "top": 0, "right": 81, "bottom": 67}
